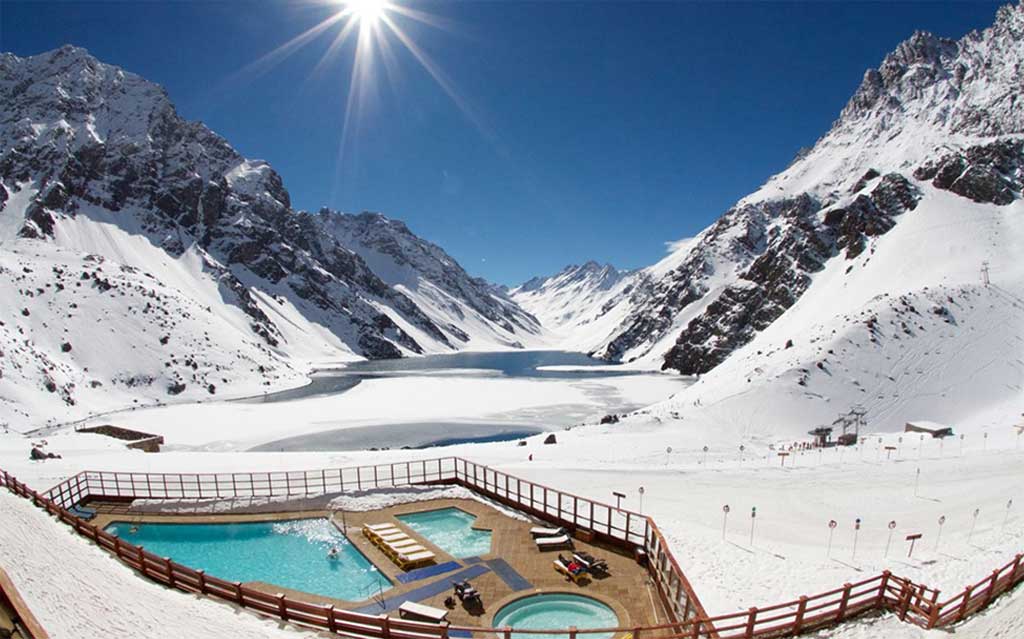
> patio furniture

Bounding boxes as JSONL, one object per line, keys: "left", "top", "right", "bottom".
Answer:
{"left": 535, "top": 534, "right": 573, "bottom": 550}
{"left": 398, "top": 601, "right": 448, "bottom": 622}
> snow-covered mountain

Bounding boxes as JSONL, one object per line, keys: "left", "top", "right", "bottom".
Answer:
{"left": 538, "top": 3, "right": 1024, "bottom": 430}
{"left": 0, "top": 45, "right": 542, "bottom": 430}
{"left": 509, "top": 262, "right": 638, "bottom": 351}
{"left": 545, "top": 3, "right": 1024, "bottom": 368}
{"left": 316, "top": 210, "right": 540, "bottom": 349}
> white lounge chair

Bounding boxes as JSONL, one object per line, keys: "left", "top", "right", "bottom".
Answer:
{"left": 378, "top": 532, "right": 410, "bottom": 543}
{"left": 365, "top": 523, "right": 396, "bottom": 531}
{"left": 398, "top": 601, "right": 448, "bottom": 622}
{"left": 397, "top": 549, "right": 436, "bottom": 569}
{"left": 535, "top": 534, "right": 573, "bottom": 550}
{"left": 530, "top": 526, "right": 566, "bottom": 538}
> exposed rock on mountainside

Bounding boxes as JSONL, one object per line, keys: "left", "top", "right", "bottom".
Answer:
{"left": 0, "top": 45, "right": 541, "bottom": 430}
{"left": 569, "top": 3, "right": 1024, "bottom": 375}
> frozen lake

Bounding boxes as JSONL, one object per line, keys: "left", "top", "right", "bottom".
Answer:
{"left": 238, "top": 350, "right": 653, "bottom": 404}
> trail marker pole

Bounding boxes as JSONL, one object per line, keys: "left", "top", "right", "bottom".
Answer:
{"left": 778, "top": 452, "right": 789, "bottom": 468}
{"left": 897, "top": 436, "right": 903, "bottom": 458}
{"left": 722, "top": 504, "right": 730, "bottom": 540}
{"left": 906, "top": 533, "right": 922, "bottom": 559}
{"left": 935, "top": 515, "right": 946, "bottom": 552}
{"left": 739, "top": 444, "right": 745, "bottom": 464}
{"left": 968, "top": 508, "right": 980, "bottom": 544}
{"left": 984, "top": 432, "right": 988, "bottom": 452}
{"left": 665, "top": 446, "right": 672, "bottom": 467}
{"left": 960, "top": 434, "right": 965, "bottom": 457}
{"left": 750, "top": 507, "right": 757, "bottom": 547}
{"left": 638, "top": 486, "right": 645, "bottom": 515}
{"left": 885, "top": 520, "right": 897, "bottom": 558}
{"left": 914, "top": 468, "right": 921, "bottom": 497}
{"left": 919, "top": 435, "right": 924, "bottom": 460}
{"left": 702, "top": 445, "right": 709, "bottom": 466}
{"left": 852, "top": 518, "right": 862, "bottom": 561}
{"left": 827, "top": 519, "right": 837, "bottom": 558}
{"left": 1003, "top": 499, "right": 1013, "bottom": 533}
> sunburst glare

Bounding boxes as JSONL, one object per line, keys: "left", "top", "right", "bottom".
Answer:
{"left": 229, "top": 0, "right": 485, "bottom": 203}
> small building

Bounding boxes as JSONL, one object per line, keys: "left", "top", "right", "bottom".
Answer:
{"left": 904, "top": 420, "right": 954, "bottom": 439}
{"left": 808, "top": 426, "right": 833, "bottom": 448}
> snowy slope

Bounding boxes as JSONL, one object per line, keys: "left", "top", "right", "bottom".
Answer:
{"left": 316, "top": 210, "right": 544, "bottom": 351}
{"left": 510, "top": 262, "right": 637, "bottom": 352}
{"left": 0, "top": 490, "right": 307, "bottom": 639}
{"left": 0, "top": 46, "right": 543, "bottom": 431}
{"left": 536, "top": 2, "right": 1024, "bottom": 391}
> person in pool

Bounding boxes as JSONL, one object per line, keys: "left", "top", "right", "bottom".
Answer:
{"left": 327, "top": 546, "right": 339, "bottom": 560}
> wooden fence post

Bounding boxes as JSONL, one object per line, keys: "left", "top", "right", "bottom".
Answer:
{"left": 197, "top": 569, "right": 206, "bottom": 594}
{"left": 277, "top": 593, "right": 287, "bottom": 620}
{"left": 793, "top": 596, "right": 808, "bottom": 633}
{"left": 165, "top": 557, "right": 175, "bottom": 587}
{"left": 957, "top": 585, "right": 973, "bottom": 621}
{"left": 235, "top": 582, "right": 245, "bottom": 606}
{"left": 927, "top": 589, "right": 941, "bottom": 628}
{"left": 837, "top": 583, "right": 852, "bottom": 620}
{"left": 983, "top": 570, "right": 1000, "bottom": 606}
{"left": 503, "top": 626, "right": 512, "bottom": 639}
{"left": 380, "top": 614, "right": 392, "bottom": 639}
{"left": 326, "top": 604, "right": 337, "bottom": 632}
{"left": 1011, "top": 554, "right": 1023, "bottom": 583}
{"left": 138, "top": 547, "right": 148, "bottom": 577}
{"left": 744, "top": 607, "right": 757, "bottom": 638}
{"left": 877, "top": 571, "right": 891, "bottom": 608}
{"left": 898, "top": 581, "right": 912, "bottom": 621}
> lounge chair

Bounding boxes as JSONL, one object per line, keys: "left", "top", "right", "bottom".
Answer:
{"left": 365, "top": 523, "right": 396, "bottom": 531}
{"left": 69, "top": 505, "right": 97, "bottom": 520}
{"left": 573, "top": 551, "right": 609, "bottom": 574}
{"left": 530, "top": 526, "right": 566, "bottom": 538}
{"left": 535, "top": 534, "right": 573, "bottom": 550}
{"left": 398, "top": 601, "right": 448, "bottom": 622}
{"left": 397, "top": 550, "right": 436, "bottom": 570}
{"left": 378, "top": 532, "right": 410, "bottom": 543}
{"left": 387, "top": 538, "right": 421, "bottom": 551}
{"left": 385, "top": 543, "right": 428, "bottom": 559}
{"left": 554, "top": 555, "right": 588, "bottom": 584}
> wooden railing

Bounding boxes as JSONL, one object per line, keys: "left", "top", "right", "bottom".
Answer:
{"left": 4, "top": 460, "right": 1023, "bottom": 639}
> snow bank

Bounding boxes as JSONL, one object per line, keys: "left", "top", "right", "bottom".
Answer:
{"left": 0, "top": 491, "right": 308, "bottom": 639}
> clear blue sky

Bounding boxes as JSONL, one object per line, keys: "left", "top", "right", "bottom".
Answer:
{"left": 1, "top": 1, "right": 1005, "bottom": 285}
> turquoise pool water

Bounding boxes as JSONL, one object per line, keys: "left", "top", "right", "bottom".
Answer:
{"left": 395, "top": 507, "right": 492, "bottom": 558}
{"left": 104, "top": 518, "right": 390, "bottom": 601}
{"left": 492, "top": 594, "right": 619, "bottom": 639}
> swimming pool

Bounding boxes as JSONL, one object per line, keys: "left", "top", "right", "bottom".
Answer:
{"left": 395, "top": 507, "right": 492, "bottom": 558}
{"left": 491, "top": 593, "right": 619, "bottom": 639}
{"left": 104, "top": 518, "right": 390, "bottom": 601}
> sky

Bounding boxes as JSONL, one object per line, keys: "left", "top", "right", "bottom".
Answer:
{"left": 0, "top": 0, "right": 1007, "bottom": 285}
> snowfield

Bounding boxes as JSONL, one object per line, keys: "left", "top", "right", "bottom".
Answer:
{"left": 0, "top": 490, "right": 309, "bottom": 639}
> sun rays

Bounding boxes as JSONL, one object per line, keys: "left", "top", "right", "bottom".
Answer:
{"left": 226, "top": 0, "right": 486, "bottom": 204}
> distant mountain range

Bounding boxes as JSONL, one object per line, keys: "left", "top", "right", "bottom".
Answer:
{"left": 2, "top": 2, "right": 1023, "bottom": 432}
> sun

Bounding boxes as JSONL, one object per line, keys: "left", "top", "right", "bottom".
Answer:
{"left": 343, "top": 0, "right": 387, "bottom": 24}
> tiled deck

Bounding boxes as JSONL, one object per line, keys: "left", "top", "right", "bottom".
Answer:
{"left": 88, "top": 496, "right": 669, "bottom": 630}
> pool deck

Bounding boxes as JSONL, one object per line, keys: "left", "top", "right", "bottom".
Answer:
{"left": 88, "top": 497, "right": 667, "bottom": 631}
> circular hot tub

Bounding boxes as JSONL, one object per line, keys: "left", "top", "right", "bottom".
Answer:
{"left": 491, "top": 593, "right": 620, "bottom": 639}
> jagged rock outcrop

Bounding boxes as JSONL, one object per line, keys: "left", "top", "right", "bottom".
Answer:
{"left": 0, "top": 45, "right": 536, "bottom": 364}
{"left": 914, "top": 139, "right": 1024, "bottom": 205}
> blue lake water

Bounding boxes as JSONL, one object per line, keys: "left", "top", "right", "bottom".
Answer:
{"left": 396, "top": 507, "right": 492, "bottom": 558}
{"left": 104, "top": 518, "right": 390, "bottom": 601}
